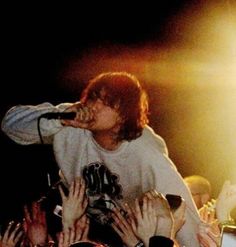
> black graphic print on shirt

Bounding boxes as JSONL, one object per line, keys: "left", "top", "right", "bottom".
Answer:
{"left": 83, "top": 162, "right": 123, "bottom": 225}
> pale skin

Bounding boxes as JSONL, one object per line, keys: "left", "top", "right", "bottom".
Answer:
{"left": 199, "top": 200, "right": 217, "bottom": 225}
{"left": 59, "top": 177, "right": 88, "bottom": 231}
{"left": 111, "top": 190, "right": 178, "bottom": 247}
{"left": 197, "top": 222, "right": 220, "bottom": 247}
{"left": 198, "top": 202, "right": 220, "bottom": 239}
{"left": 141, "top": 191, "right": 185, "bottom": 247}
{"left": 142, "top": 190, "right": 175, "bottom": 239}
{"left": 61, "top": 99, "right": 123, "bottom": 151}
{"left": 59, "top": 177, "right": 100, "bottom": 244}
{"left": 216, "top": 180, "right": 236, "bottom": 222}
{"left": 171, "top": 200, "right": 186, "bottom": 236}
{"left": 131, "top": 197, "right": 160, "bottom": 246}
{"left": 111, "top": 207, "right": 140, "bottom": 247}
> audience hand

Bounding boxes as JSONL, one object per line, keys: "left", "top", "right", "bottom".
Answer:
{"left": 111, "top": 206, "right": 140, "bottom": 247}
{"left": 172, "top": 199, "right": 186, "bottom": 236}
{"left": 197, "top": 221, "right": 220, "bottom": 247}
{"left": 216, "top": 180, "right": 236, "bottom": 223}
{"left": 59, "top": 215, "right": 94, "bottom": 247}
{"left": 144, "top": 190, "right": 174, "bottom": 239}
{"left": 61, "top": 102, "right": 94, "bottom": 129}
{"left": 199, "top": 201, "right": 216, "bottom": 225}
{"left": 59, "top": 177, "right": 88, "bottom": 230}
{"left": 58, "top": 228, "right": 76, "bottom": 247}
{"left": 23, "top": 201, "right": 48, "bottom": 247}
{"left": 74, "top": 215, "right": 90, "bottom": 242}
{"left": 0, "top": 221, "right": 23, "bottom": 247}
{"left": 130, "top": 196, "right": 158, "bottom": 246}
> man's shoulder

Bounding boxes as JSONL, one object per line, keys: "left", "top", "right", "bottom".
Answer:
{"left": 142, "top": 125, "right": 160, "bottom": 137}
{"left": 141, "top": 126, "right": 166, "bottom": 144}
{"left": 137, "top": 125, "right": 169, "bottom": 155}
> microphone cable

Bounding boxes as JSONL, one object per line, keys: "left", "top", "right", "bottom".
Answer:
{"left": 37, "top": 174, "right": 69, "bottom": 213}
{"left": 37, "top": 115, "right": 45, "bottom": 144}
{"left": 37, "top": 112, "right": 76, "bottom": 144}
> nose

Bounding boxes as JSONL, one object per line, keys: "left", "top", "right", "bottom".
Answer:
{"left": 91, "top": 99, "right": 103, "bottom": 111}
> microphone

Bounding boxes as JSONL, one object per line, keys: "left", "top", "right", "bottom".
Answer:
{"left": 40, "top": 112, "right": 76, "bottom": 120}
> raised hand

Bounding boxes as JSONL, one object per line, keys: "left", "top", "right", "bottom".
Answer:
{"left": 61, "top": 102, "right": 94, "bottom": 129}
{"left": 111, "top": 206, "right": 140, "bottom": 247}
{"left": 59, "top": 177, "right": 88, "bottom": 230}
{"left": 216, "top": 180, "right": 236, "bottom": 222}
{"left": 58, "top": 215, "right": 90, "bottom": 247}
{"left": 0, "top": 221, "right": 23, "bottom": 247}
{"left": 130, "top": 197, "right": 158, "bottom": 246}
{"left": 172, "top": 199, "right": 186, "bottom": 236}
{"left": 143, "top": 190, "right": 174, "bottom": 239}
{"left": 58, "top": 228, "right": 76, "bottom": 247}
{"left": 197, "top": 221, "right": 220, "bottom": 247}
{"left": 199, "top": 200, "right": 216, "bottom": 225}
{"left": 23, "top": 201, "right": 48, "bottom": 247}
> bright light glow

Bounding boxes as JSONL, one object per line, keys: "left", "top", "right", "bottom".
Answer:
{"left": 61, "top": 1, "right": 236, "bottom": 190}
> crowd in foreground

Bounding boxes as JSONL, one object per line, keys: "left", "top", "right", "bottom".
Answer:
{"left": 0, "top": 176, "right": 235, "bottom": 247}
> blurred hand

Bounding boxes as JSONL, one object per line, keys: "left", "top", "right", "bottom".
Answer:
{"left": 143, "top": 190, "right": 174, "bottom": 239}
{"left": 58, "top": 229, "right": 75, "bottom": 247}
{"left": 74, "top": 214, "right": 90, "bottom": 242}
{"left": 58, "top": 215, "right": 91, "bottom": 247}
{"left": 23, "top": 202, "right": 48, "bottom": 246}
{"left": 130, "top": 196, "right": 158, "bottom": 246}
{"left": 172, "top": 200, "right": 186, "bottom": 236}
{"left": 197, "top": 222, "right": 220, "bottom": 247}
{"left": 61, "top": 102, "right": 95, "bottom": 129}
{"left": 216, "top": 180, "right": 236, "bottom": 222}
{"left": 199, "top": 200, "right": 216, "bottom": 225}
{"left": 111, "top": 206, "right": 140, "bottom": 247}
{"left": 0, "top": 221, "right": 23, "bottom": 247}
{"left": 59, "top": 177, "right": 88, "bottom": 230}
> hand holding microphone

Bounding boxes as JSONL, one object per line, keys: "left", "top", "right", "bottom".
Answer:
{"left": 40, "top": 102, "right": 95, "bottom": 129}
{"left": 60, "top": 102, "right": 95, "bottom": 129}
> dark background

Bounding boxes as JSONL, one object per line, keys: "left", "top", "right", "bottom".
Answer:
{"left": 1, "top": 0, "right": 236, "bottom": 227}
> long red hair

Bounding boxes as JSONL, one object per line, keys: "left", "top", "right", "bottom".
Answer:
{"left": 81, "top": 72, "right": 149, "bottom": 141}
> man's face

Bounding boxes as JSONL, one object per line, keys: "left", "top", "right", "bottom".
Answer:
{"left": 86, "top": 98, "right": 122, "bottom": 132}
